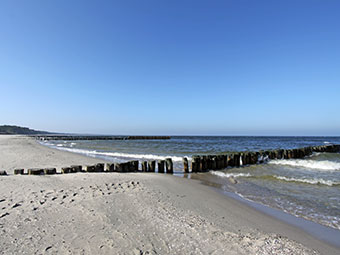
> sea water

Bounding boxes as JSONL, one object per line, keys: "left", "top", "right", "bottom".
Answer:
{"left": 41, "top": 136, "right": 340, "bottom": 230}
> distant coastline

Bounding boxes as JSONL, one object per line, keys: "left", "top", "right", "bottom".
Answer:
{"left": 0, "top": 125, "right": 50, "bottom": 135}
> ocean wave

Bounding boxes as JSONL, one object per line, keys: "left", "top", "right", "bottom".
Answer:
{"left": 268, "top": 159, "right": 340, "bottom": 171}
{"left": 273, "top": 175, "right": 340, "bottom": 186}
{"left": 46, "top": 145, "right": 188, "bottom": 162}
{"left": 210, "top": 171, "right": 252, "bottom": 178}
{"left": 210, "top": 170, "right": 340, "bottom": 187}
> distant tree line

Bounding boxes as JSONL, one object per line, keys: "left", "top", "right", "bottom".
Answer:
{"left": 0, "top": 125, "right": 50, "bottom": 135}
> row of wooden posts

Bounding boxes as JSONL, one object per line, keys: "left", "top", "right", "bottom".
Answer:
{"left": 190, "top": 144, "right": 340, "bottom": 172}
{"left": 1, "top": 144, "right": 339, "bottom": 176}
{"left": 1, "top": 158, "right": 174, "bottom": 176}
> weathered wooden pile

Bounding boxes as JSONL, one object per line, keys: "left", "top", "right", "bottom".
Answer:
{"left": 2, "top": 158, "right": 175, "bottom": 176}
{"left": 34, "top": 135, "right": 171, "bottom": 141}
{"left": 188, "top": 144, "right": 340, "bottom": 173}
{"left": 1, "top": 144, "right": 339, "bottom": 176}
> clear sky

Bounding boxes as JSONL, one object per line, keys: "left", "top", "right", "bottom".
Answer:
{"left": 0, "top": 0, "right": 339, "bottom": 136}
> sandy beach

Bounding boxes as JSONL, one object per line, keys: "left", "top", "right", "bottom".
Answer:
{"left": 0, "top": 135, "right": 339, "bottom": 254}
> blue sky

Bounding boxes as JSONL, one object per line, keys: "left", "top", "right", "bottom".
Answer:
{"left": 0, "top": 0, "right": 339, "bottom": 135}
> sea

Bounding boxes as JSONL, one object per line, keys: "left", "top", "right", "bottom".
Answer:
{"left": 40, "top": 136, "right": 340, "bottom": 230}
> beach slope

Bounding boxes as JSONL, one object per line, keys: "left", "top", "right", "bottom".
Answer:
{"left": 0, "top": 135, "right": 338, "bottom": 254}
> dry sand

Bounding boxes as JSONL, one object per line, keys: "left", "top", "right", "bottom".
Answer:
{"left": 0, "top": 135, "right": 338, "bottom": 254}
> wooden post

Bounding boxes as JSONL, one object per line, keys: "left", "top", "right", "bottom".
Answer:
{"left": 205, "top": 155, "right": 211, "bottom": 170}
{"left": 158, "top": 160, "right": 165, "bottom": 173}
{"left": 183, "top": 157, "right": 189, "bottom": 173}
{"left": 287, "top": 150, "right": 292, "bottom": 159}
{"left": 62, "top": 167, "right": 72, "bottom": 174}
{"left": 233, "top": 153, "right": 240, "bottom": 167}
{"left": 106, "top": 163, "right": 115, "bottom": 172}
{"left": 165, "top": 158, "right": 173, "bottom": 174}
{"left": 191, "top": 161, "right": 197, "bottom": 173}
{"left": 191, "top": 156, "right": 200, "bottom": 172}
{"left": 216, "top": 155, "right": 220, "bottom": 169}
{"left": 95, "top": 163, "right": 104, "bottom": 172}
{"left": 227, "top": 154, "right": 234, "bottom": 167}
{"left": 219, "top": 155, "right": 224, "bottom": 169}
{"left": 223, "top": 155, "right": 228, "bottom": 168}
{"left": 71, "top": 165, "right": 82, "bottom": 173}
{"left": 142, "top": 161, "right": 148, "bottom": 172}
{"left": 283, "top": 150, "right": 288, "bottom": 159}
{"left": 250, "top": 152, "right": 258, "bottom": 164}
{"left": 84, "top": 165, "right": 96, "bottom": 172}
{"left": 202, "top": 155, "right": 208, "bottom": 171}
{"left": 126, "top": 162, "right": 133, "bottom": 172}
{"left": 211, "top": 156, "right": 217, "bottom": 169}
{"left": 131, "top": 161, "right": 139, "bottom": 171}
{"left": 44, "top": 168, "right": 56, "bottom": 175}
{"left": 28, "top": 168, "right": 44, "bottom": 175}
{"left": 192, "top": 156, "right": 201, "bottom": 172}
{"left": 14, "top": 169, "right": 24, "bottom": 175}
{"left": 244, "top": 152, "right": 250, "bottom": 165}
{"left": 148, "top": 161, "right": 156, "bottom": 172}
{"left": 306, "top": 147, "right": 313, "bottom": 156}
{"left": 270, "top": 150, "right": 277, "bottom": 159}
{"left": 199, "top": 156, "right": 204, "bottom": 171}
{"left": 115, "top": 163, "right": 124, "bottom": 172}
{"left": 122, "top": 163, "right": 129, "bottom": 172}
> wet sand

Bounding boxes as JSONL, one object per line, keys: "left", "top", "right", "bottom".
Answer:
{"left": 0, "top": 135, "right": 339, "bottom": 254}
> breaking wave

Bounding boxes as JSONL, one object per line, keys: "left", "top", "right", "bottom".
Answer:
{"left": 268, "top": 159, "right": 340, "bottom": 171}
{"left": 44, "top": 143, "right": 187, "bottom": 162}
{"left": 210, "top": 171, "right": 339, "bottom": 187}
{"left": 210, "top": 171, "right": 252, "bottom": 178}
{"left": 273, "top": 175, "right": 340, "bottom": 187}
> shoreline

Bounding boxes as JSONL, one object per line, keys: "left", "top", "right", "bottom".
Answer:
{"left": 40, "top": 137, "right": 340, "bottom": 240}
{"left": 190, "top": 173, "right": 340, "bottom": 248}
{"left": 209, "top": 181, "right": 340, "bottom": 248}
{"left": 1, "top": 135, "right": 339, "bottom": 254}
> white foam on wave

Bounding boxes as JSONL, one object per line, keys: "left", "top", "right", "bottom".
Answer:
{"left": 47, "top": 145, "right": 188, "bottom": 162}
{"left": 210, "top": 171, "right": 252, "bottom": 178}
{"left": 274, "top": 175, "right": 340, "bottom": 186}
{"left": 268, "top": 159, "right": 340, "bottom": 171}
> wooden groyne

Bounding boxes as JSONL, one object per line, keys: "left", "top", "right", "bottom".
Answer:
{"left": 8, "top": 159, "right": 174, "bottom": 175}
{"left": 189, "top": 144, "right": 340, "bottom": 172}
{"left": 2, "top": 144, "right": 339, "bottom": 176}
{"left": 34, "top": 135, "right": 171, "bottom": 141}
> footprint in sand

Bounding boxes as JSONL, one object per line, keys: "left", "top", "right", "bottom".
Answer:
{"left": 12, "top": 203, "right": 22, "bottom": 208}
{"left": 0, "top": 212, "right": 9, "bottom": 218}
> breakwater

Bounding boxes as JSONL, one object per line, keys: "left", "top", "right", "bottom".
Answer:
{"left": 5, "top": 158, "right": 174, "bottom": 175}
{"left": 189, "top": 144, "right": 340, "bottom": 173}
{"left": 1, "top": 144, "right": 339, "bottom": 176}
{"left": 33, "top": 135, "right": 171, "bottom": 141}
